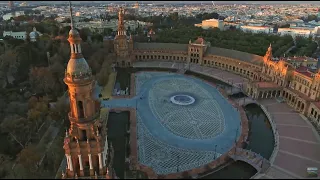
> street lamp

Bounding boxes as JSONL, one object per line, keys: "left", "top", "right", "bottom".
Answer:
{"left": 176, "top": 155, "right": 180, "bottom": 173}
{"left": 234, "top": 127, "right": 239, "bottom": 153}
{"left": 214, "top": 145, "right": 217, "bottom": 159}
{"left": 135, "top": 99, "right": 137, "bottom": 110}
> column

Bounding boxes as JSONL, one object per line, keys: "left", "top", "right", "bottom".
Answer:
{"left": 68, "top": 155, "right": 73, "bottom": 172}
{"left": 65, "top": 154, "right": 70, "bottom": 170}
{"left": 101, "top": 151, "right": 107, "bottom": 167}
{"left": 78, "top": 155, "right": 83, "bottom": 171}
{"left": 98, "top": 153, "right": 103, "bottom": 169}
{"left": 102, "top": 152, "right": 106, "bottom": 167}
{"left": 88, "top": 154, "right": 93, "bottom": 170}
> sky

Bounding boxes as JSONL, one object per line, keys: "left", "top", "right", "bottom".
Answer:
{"left": 95, "top": 1, "right": 320, "bottom": 4}
{"left": 9, "top": 1, "right": 319, "bottom": 5}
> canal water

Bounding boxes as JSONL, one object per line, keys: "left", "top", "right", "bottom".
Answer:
{"left": 110, "top": 68, "right": 275, "bottom": 179}
{"left": 243, "top": 104, "right": 275, "bottom": 160}
{"left": 107, "top": 111, "right": 130, "bottom": 179}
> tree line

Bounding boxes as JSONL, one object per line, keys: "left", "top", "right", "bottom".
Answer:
{"left": 0, "top": 20, "right": 114, "bottom": 178}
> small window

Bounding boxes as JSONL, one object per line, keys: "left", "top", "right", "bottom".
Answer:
{"left": 78, "top": 101, "right": 84, "bottom": 118}
{"left": 82, "top": 129, "right": 87, "bottom": 140}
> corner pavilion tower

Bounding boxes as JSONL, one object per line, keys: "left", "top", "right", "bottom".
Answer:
{"left": 62, "top": 2, "right": 110, "bottom": 178}
{"left": 113, "top": 7, "right": 134, "bottom": 67}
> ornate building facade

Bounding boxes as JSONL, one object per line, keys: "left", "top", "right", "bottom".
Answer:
{"left": 62, "top": 2, "right": 111, "bottom": 179}
{"left": 56, "top": 6, "right": 320, "bottom": 178}
{"left": 118, "top": 34, "right": 320, "bottom": 127}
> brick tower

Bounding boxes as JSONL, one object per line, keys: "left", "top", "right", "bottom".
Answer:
{"left": 62, "top": 2, "right": 109, "bottom": 178}
{"left": 114, "top": 7, "right": 134, "bottom": 67}
{"left": 263, "top": 43, "right": 273, "bottom": 62}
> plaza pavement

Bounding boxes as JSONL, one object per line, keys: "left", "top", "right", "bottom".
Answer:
{"left": 100, "top": 72, "right": 243, "bottom": 175}
{"left": 133, "top": 61, "right": 320, "bottom": 179}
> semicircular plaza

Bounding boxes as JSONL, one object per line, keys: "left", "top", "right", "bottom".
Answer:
{"left": 102, "top": 72, "right": 242, "bottom": 175}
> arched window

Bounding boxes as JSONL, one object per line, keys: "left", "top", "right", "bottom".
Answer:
{"left": 78, "top": 101, "right": 84, "bottom": 118}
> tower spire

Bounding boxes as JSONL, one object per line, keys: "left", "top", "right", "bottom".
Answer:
{"left": 117, "top": 7, "right": 126, "bottom": 36}
{"left": 65, "top": 0, "right": 90, "bottom": 78}
{"left": 264, "top": 43, "right": 273, "bottom": 61}
{"left": 69, "top": 1, "right": 74, "bottom": 29}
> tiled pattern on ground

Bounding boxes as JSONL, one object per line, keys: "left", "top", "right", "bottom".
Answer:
{"left": 133, "top": 61, "right": 320, "bottom": 179}
{"left": 136, "top": 112, "right": 222, "bottom": 175}
{"left": 273, "top": 151, "right": 320, "bottom": 178}
{"left": 133, "top": 72, "right": 241, "bottom": 175}
{"left": 134, "top": 72, "right": 174, "bottom": 95}
{"left": 148, "top": 78, "right": 225, "bottom": 139}
{"left": 277, "top": 126, "right": 318, "bottom": 143}
{"left": 260, "top": 99, "right": 320, "bottom": 178}
{"left": 278, "top": 137, "right": 320, "bottom": 161}
{"left": 265, "top": 166, "right": 295, "bottom": 179}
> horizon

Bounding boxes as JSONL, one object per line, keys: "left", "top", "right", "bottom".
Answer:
{"left": 4, "top": 1, "right": 320, "bottom": 5}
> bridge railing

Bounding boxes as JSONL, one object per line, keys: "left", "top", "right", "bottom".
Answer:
{"left": 229, "top": 148, "right": 270, "bottom": 172}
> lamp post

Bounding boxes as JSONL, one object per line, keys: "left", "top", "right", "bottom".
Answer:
{"left": 176, "top": 154, "right": 180, "bottom": 173}
{"left": 214, "top": 145, "right": 217, "bottom": 159}
{"left": 135, "top": 100, "right": 137, "bottom": 110}
{"left": 234, "top": 127, "right": 239, "bottom": 154}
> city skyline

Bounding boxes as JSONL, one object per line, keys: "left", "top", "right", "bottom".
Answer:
{"left": 2, "top": 1, "right": 319, "bottom": 5}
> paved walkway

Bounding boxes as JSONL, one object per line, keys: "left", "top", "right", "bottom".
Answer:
{"left": 134, "top": 62, "right": 248, "bottom": 89}
{"left": 133, "top": 61, "right": 320, "bottom": 179}
{"left": 258, "top": 99, "right": 320, "bottom": 179}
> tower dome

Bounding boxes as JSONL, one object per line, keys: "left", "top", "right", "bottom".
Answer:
{"left": 66, "top": 58, "right": 91, "bottom": 78}
{"left": 29, "top": 27, "right": 39, "bottom": 42}
{"left": 65, "top": 2, "right": 91, "bottom": 80}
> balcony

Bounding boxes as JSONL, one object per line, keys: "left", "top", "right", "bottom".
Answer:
{"left": 68, "top": 111, "right": 100, "bottom": 124}
{"left": 68, "top": 140, "right": 102, "bottom": 152}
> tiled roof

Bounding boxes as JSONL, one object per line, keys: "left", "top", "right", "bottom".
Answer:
{"left": 284, "top": 56, "right": 317, "bottom": 61}
{"left": 134, "top": 42, "right": 188, "bottom": 52}
{"left": 205, "top": 47, "right": 264, "bottom": 66}
{"left": 299, "top": 71, "right": 313, "bottom": 78}
{"left": 295, "top": 66, "right": 308, "bottom": 72}
{"left": 312, "top": 101, "right": 320, "bottom": 110}
{"left": 133, "top": 42, "right": 264, "bottom": 66}
{"left": 193, "top": 37, "right": 206, "bottom": 44}
{"left": 253, "top": 82, "right": 281, "bottom": 89}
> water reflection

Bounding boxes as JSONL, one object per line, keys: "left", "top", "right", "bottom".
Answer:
{"left": 244, "top": 104, "right": 275, "bottom": 160}
{"left": 107, "top": 111, "right": 130, "bottom": 179}
{"left": 200, "top": 161, "right": 257, "bottom": 179}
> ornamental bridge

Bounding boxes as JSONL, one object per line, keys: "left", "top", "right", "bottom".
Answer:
{"left": 235, "top": 97, "right": 257, "bottom": 106}
{"left": 228, "top": 148, "right": 271, "bottom": 173}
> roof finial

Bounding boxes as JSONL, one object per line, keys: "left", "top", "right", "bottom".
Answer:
{"left": 268, "top": 43, "right": 272, "bottom": 51}
{"left": 69, "top": 1, "right": 74, "bottom": 30}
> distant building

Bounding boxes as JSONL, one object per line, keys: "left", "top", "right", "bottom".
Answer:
{"left": 113, "top": 7, "right": 134, "bottom": 67}
{"left": 29, "top": 27, "right": 41, "bottom": 42}
{"left": 195, "top": 19, "right": 224, "bottom": 31}
{"left": 282, "top": 56, "right": 318, "bottom": 68}
{"left": 3, "top": 31, "right": 27, "bottom": 40}
{"left": 240, "top": 26, "right": 273, "bottom": 34}
{"left": 314, "top": 26, "right": 320, "bottom": 36}
{"left": 238, "top": 25, "right": 314, "bottom": 38}
{"left": 277, "top": 28, "right": 312, "bottom": 38}
{"left": 147, "top": 29, "right": 156, "bottom": 41}
{"left": 8, "top": 1, "right": 14, "bottom": 9}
